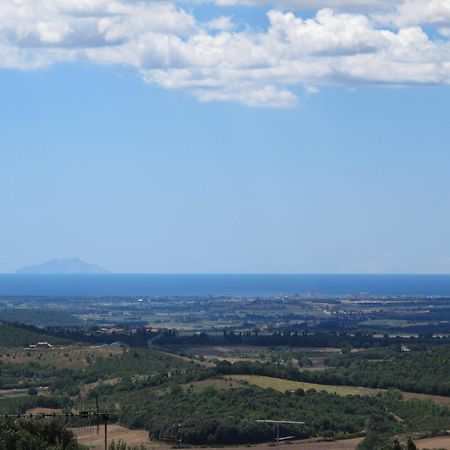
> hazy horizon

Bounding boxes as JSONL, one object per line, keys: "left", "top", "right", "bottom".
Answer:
{"left": 8, "top": 261, "right": 450, "bottom": 276}
{"left": 4, "top": 272, "right": 450, "bottom": 297}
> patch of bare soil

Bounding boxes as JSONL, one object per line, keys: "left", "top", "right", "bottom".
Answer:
{"left": 416, "top": 435, "right": 450, "bottom": 449}
{"left": 74, "top": 426, "right": 362, "bottom": 450}
{"left": 199, "top": 438, "right": 363, "bottom": 450}
{"left": 73, "top": 424, "right": 156, "bottom": 449}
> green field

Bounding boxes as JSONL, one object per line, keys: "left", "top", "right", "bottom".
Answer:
{"left": 231, "top": 375, "right": 379, "bottom": 396}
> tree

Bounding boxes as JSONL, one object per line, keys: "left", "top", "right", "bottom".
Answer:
{"left": 27, "top": 387, "right": 38, "bottom": 396}
{"left": 108, "top": 440, "right": 146, "bottom": 450}
{"left": 357, "top": 431, "right": 392, "bottom": 450}
{"left": 0, "top": 418, "right": 81, "bottom": 450}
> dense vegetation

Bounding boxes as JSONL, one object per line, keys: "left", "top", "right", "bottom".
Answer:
{"left": 319, "top": 346, "right": 450, "bottom": 395}
{"left": 157, "top": 329, "right": 450, "bottom": 349}
{"left": 0, "top": 418, "right": 81, "bottom": 449}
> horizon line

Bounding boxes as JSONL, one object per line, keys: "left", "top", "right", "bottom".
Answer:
{"left": 3, "top": 272, "right": 450, "bottom": 276}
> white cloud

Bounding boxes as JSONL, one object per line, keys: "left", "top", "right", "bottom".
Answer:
{"left": 0, "top": 1, "right": 196, "bottom": 50}
{"left": 205, "top": 16, "right": 235, "bottom": 31}
{"left": 1, "top": 0, "right": 450, "bottom": 107}
{"left": 196, "top": 84, "right": 298, "bottom": 107}
{"left": 214, "top": 0, "right": 397, "bottom": 10}
{"left": 379, "top": 0, "right": 450, "bottom": 27}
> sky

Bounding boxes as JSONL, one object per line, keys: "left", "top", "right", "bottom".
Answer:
{"left": 1, "top": 0, "right": 450, "bottom": 274}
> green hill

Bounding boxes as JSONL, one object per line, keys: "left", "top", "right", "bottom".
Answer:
{"left": 0, "top": 322, "right": 73, "bottom": 347}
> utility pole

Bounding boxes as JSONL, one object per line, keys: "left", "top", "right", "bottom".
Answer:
{"left": 96, "top": 395, "right": 100, "bottom": 435}
{"left": 103, "top": 413, "right": 109, "bottom": 450}
{"left": 177, "top": 423, "right": 182, "bottom": 447}
{"left": 255, "top": 419, "right": 305, "bottom": 450}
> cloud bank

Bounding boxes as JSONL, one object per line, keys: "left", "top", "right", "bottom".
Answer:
{"left": 1, "top": 0, "right": 450, "bottom": 107}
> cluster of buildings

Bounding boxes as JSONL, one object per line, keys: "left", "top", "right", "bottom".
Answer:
{"left": 27, "top": 341, "right": 54, "bottom": 349}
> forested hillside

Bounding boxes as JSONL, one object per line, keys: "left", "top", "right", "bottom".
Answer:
{"left": 318, "top": 346, "right": 450, "bottom": 395}
{"left": 113, "top": 385, "right": 450, "bottom": 445}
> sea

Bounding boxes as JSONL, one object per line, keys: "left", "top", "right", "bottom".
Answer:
{"left": 1, "top": 274, "right": 450, "bottom": 297}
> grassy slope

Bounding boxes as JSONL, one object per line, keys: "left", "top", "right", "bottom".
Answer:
{"left": 232, "top": 375, "right": 380, "bottom": 396}
{"left": 232, "top": 375, "right": 450, "bottom": 408}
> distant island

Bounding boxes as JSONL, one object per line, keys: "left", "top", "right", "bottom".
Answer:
{"left": 16, "top": 258, "right": 109, "bottom": 274}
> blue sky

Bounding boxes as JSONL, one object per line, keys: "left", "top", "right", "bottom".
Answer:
{"left": 1, "top": 0, "right": 450, "bottom": 273}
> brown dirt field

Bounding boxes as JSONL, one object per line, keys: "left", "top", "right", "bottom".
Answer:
{"left": 73, "top": 424, "right": 157, "bottom": 449}
{"left": 416, "top": 435, "right": 450, "bottom": 449}
{"left": 199, "top": 438, "right": 363, "bottom": 450}
{"left": 278, "top": 438, "right": 363, "bottom": 450}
